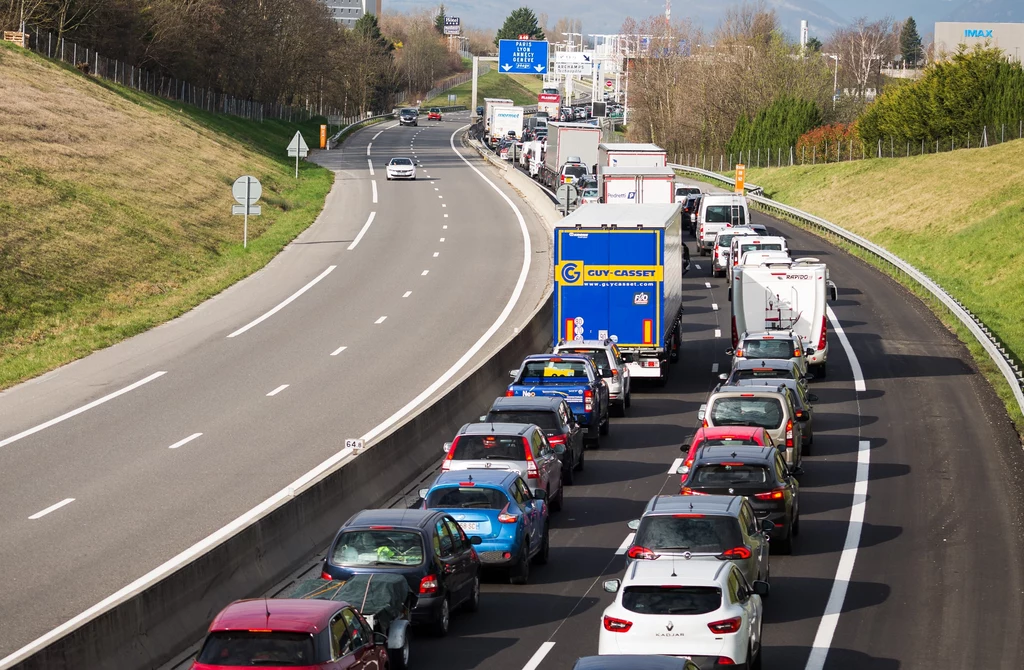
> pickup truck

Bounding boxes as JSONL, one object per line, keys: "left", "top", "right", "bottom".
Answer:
{"left": 507, "top": 354, "right": 611, "bottom": 447}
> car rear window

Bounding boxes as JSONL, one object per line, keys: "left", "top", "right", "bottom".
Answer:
{"left": 426, "top": 486, "right": 509, "bottom": 509}
{"left": 740, "top": 243, "right": 783, "bottom": 252}
{"left": 742, "top": 340, "right": 795, "bottom": 359}
{"left": 452, "top": 435, "right": 527, "bottom": 460}
{"left": 733, "top": 368, "right": 795, "bottom": 381}
{"left": 485, "top": 410, "right": 560, "bottom": 430}
{"left": 705, "top": 205, "right": 746, "bottom": 224}
{"left": 700, "top": 438, "right": 760, "bottom": 447}
{"left": 692, "top": 464, "right": 771, "bottom": 486}
{"left": 563, "top": 165, "right": 588, "bottom": 178}
{"left": 331, "top": 530, "right": 424, "bottom": 567}
{"left": 622, "top": 586, "right": 722, "bottom": 615}
{"left": 197, "top": 631, "right": 317, "bottom": 666}
{"left": 557, "top": 348, "right": 612, "bottom": 372}
{"left": 520, "top": 360, "right": 589, "bottom": 380}
{"left": 710, "top": 397, "right": 784, "bottom": 429}
{"left": 634, "top": 515, "right": 742, "bottom": 553}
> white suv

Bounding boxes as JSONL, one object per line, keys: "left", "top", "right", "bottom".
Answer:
{"left": 553, "top": 339, "right": 631, "bottom": 416}
{"left": 599, "top": 559, "right": 767, "bottom": 668}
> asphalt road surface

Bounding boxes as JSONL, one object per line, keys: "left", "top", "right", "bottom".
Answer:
{"left": 0, "top": 112, "right": 552, "bottom": 658}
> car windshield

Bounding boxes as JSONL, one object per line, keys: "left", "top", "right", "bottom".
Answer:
{"left": 692, "top": 464, "right": 771, "bottom": 486}
{"left": 426, "top": 486, "right": 509, "bottom": 509}
{"left": 716, "top": 234, "right": 749, "bottom": 248}
{"left": 390, "top": 158, "right": 413, "bottom": 166}
{"left": 452, "top": 434, "right": 527, "bottom": 461}
{"left": 705, "top": 205, "right": 745, "bottom": 224}
{"left": 430, "top": 108, "right": 440, "bottom": 112}
{"left": 197, "top": 631, "right": 317, "bottom": 666}
{"left": 519, "top": 360, "right": 590, "bottom": 381}
{"left": 742, "top": 340, "right": 795, "bottom": 359}
{"left": 740, "top": 243, "right": 783, "bottom": 252}
{"left": 331, "top": 530, "right": 424, "bottom": 566}
{"left": 401, "top": 108, "right": 416, "bottom": 115}
{"left": 485, "top": 410, "right": 560, "bottom": 430}
{"left": 622, "top": 586, "right": 722, "bottom": 615}
{"left": 635, "top": 515, "right": 743, "bottom": 553}
{"left": 563, "top": 165, "right": 588, "bottom": 178}
{"left": 710, "top": 397, "right": 784, "bottom": 429}
{"left": 676, "top": 187, "right": 699, "bottom": 197}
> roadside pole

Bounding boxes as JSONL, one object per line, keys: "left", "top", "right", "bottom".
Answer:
{"left": 470, "top": 55, "right": 499, "bottom": 124}
{"left": 232, "top": 175, "right": 262, "bottom": 249}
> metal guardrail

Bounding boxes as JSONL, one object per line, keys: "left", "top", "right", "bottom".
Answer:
{"left": 671, "top": 163, "right": 1024, "bottom": 414}
{"left": 327, "top": 113, "right": 394, "bottom": 149}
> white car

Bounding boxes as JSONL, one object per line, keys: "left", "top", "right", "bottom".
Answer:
{"left": 386, "top": 157, "right": 416, "bottom": 180}
{"left": 599, "top": 559, "right": 767, "bottom": 669}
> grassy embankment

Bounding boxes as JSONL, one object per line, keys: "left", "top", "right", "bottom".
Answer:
{"left": 738, "top": 144, "right": 1024, "bottom": 429}
{"left": 0, "top": 40, "right": 336, "bottom": 389}
{"left": 423, "top": 70, "right": 542, "bottom": 108}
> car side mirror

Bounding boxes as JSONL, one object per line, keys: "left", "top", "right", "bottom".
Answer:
{"left": 533, "top": 489, "right": 548, "bottom": 501}
{"left": 373, "top": 631, "right": 388, "bottom": 646}
{"left": 805, "top": 347, "right": 815, "bottom": 355}
{"left": 827, "top": 281, "right": 838, "bottom": 302}
{"left": 718, "top": 373, "right": 728, "bottom": 381}
{"left": 724, "top": 348, "right": 734, "bottom": 356}
{"left": 807, "top": 393, "right": 819, "bottom": 402}
{"left": 603, "top": 579, "right": 622, "bottom": 593}
{"left": 627, "top": 519, "right": 640, "bottom": 531}
{"left": 418, "top": 488, "right": 429, "bottom": 500}
{"left": 442, "top": 442, "right": 452, "bottom": 453}
{"left": 553, "top": 443, "right": 566, "bottom": 455}
{"left": 697, "top": 405, "right": 707, "bottom": 421}
{"left": 470, "top": 536, "right": 483, "bottom": 545}
{"left": 479, "top": 415, "right": 487, "bottom": 422}
{"left": 752, "top": 580, "right": 770, "bottom": 597}
{"left": 790, "top": 466, "right": 804, "bottom": 476}
{"left": 509, "top": 369, "right": 519, "bottom": 378}
{"left": 601, "top": 368, "right": 613, "bottom": 378}
{"left": 802, "top": 374, "right": 815, "bottom": 382}
{"left": 795, "top": 410, "right": 810, "bottom": 422}
{"left": 760, "top": 519, "right": 776, "bottom": 532}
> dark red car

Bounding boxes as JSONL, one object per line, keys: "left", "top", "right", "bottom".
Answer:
{"left": 678, "top": 426, "right": 773, "bottom": 484}
{"left": 191, "top": 598, "right": 389, "bottom": 669}
{"left": 427, "top": 108, "right": 442, "bottom": 120}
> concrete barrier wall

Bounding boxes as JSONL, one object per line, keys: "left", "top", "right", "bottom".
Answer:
{"left": 13, "top": 297, "right": 553, "bottom": 670}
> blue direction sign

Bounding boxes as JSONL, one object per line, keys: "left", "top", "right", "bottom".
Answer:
{"left": 498, "top": 39, "right": 549, "bottom": 74}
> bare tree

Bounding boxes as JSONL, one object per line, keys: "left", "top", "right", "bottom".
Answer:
{"left": 827, "top": 17, "right": 898, "bottom": 98}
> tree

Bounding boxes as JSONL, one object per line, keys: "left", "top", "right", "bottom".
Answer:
{"left": 433, "top": 4, "right": 445, "bottom": 36}
{"left": 899, "top": 16, "right": 923, "bottom": 66}
{"left": 806, "top": 36, "right": 823, "bottom": 53}
{"left": 494, "top": 7, "right": 544, "bottom": 46}
{"left": 827, "top": 17, "right": 899, "bottom": 98}
{"left": 726, "top": 96, "right": 822, "bottom": 158}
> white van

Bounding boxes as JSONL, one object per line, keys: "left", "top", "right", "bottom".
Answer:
{"left": 731, "top": 258, "right": 838, "bottom": 377}
{"left": 697, "top": 193, "right": 750, "bottom": 255}
{"left": 727, "top": 235, "right": 790, "bottom": 284}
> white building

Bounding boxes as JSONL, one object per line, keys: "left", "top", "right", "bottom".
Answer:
{"left": 934, "top": 22, "right": 1024, "bottom": 62}
{"left": 323, "top": 0, "right": 380, "bottom": 28}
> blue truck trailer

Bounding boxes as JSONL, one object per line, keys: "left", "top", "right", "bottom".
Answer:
{"left": 553, "top": 203, "right": 684, "bottom": 385}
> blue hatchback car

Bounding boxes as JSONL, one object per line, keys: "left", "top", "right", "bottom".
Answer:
{"left": 421, "top": 470, "right": 549, "bottom": 585}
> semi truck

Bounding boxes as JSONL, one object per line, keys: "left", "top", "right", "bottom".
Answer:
{"left": 538, "top": 93, "right": 561, "bottom": 117}
{"left": 598, "top": 143, "right": 667, "bottom": 172}
{"left": 553, "top": 203, "right": 684, "bottom": 385}
{"left": 482, "top": 97, "right": 513, "bottom": 134}
{"left": 539, "top": 121, "right": 601, "bottom": 188}
{"left": 600, "top": 166, "right": 676, "bottom": 205}
{"left": 731, "top": 258, "right": 838, "bottom": 377}
{"left": 488, "top": 106, "right": 525, "bottom": 147}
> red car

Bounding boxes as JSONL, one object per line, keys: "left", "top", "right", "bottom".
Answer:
{"left": 191, "top": 598, "right": 390, "bottom": 670}
{"left": 678, "top": 427, "right": 774, "bottom": 483}
{"left": 427, "top": 108, "right": 442, "bottom": 120}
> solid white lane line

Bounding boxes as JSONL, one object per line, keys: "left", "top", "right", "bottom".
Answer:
{"left": 367, "top": 159, "right": 374, "bottom": 175}
{"left": 433, "top": 252, "right": 439, "bottom": 257}
{"left": 403, "top": 291, "right": 412, "bottom": 298}
{"left": 266, "top": 385, "right": 289, "bottom": 397}
{"left": 615, "top": 533, "right": 636, "bottom": 555}
{"left": 0, "top": 370, "right": 168, "bottom": 450}
{"left": 374, "top": 316, "right": 387, "bottom": 324}
{"left": 522, "top": 642, "right": 556, "bottom": 670}
{"left": 366, "top": 143, "right": 372, "bottom": 156}
{"left": 705, "top": 281, "right": 712, "bottom": 288}
{"left": 28, "top": 498, "right": 75, "bottom": 520}
{"left": 168, "top": 433, "right": 203, "bottom": 450}
{"left": 712, "top": 303, "right": 719, "bottom": 311}
{"left": 227, "top": 266, "right": 337, "bottom": 338}
{"left": 372, "top": 130, "right": 383, "bottom": 140}
{"left": 668, "top": 457, "right": 684, "bottom": 474}
{"left": 421, "top": 270, "right": 429, "bottom": 276}
{"left": 347, "top": 212, "right": 376, "bottom": 251}
{"left": 330, "top": 346, "right": 348, "bottom": 356}
{"left": 714, "top": 329, "right": 722, "bottom": 338}
{"left": 827, "top": 306, "right": 866, "bottom": 392}
{"left": 371, "top": 180, "right": 377, "bottom": 204}
{"left": 712, "top": 362, "right": 720, "bottom": 372}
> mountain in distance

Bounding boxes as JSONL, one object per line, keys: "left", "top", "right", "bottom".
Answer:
{"left": 945, "top": 0, "right": 1023, "bottom": 22}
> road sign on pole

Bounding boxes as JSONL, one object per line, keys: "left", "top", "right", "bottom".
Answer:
{"left": 735, "top": 164, "right": 746, "bottom": 193}
{"left": 443, "top": 16, "right": 460, "bottom": 35}
{"left": 287, "top": 131, "right": 309, "bottom": 179}
{"left": 231, "top": 175, "right": 262, "bottom": 248}
{"left": 320, "top": 124, "right": 326, "bottom": 149}
{"left": 498, "top": 39, "right": 549, "bottom": 74}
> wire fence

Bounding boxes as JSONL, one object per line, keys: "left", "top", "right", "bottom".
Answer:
{"left": 15, "top": 25, "right": 351, "bottom": 123}
{"left": 673, "top": 121, "right": 1024, "bottom": 172}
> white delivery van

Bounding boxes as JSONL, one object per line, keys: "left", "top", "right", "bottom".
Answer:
{"left": 698, "top": 193, "right": 750, "bottom": 255}
{"left": 727, "top": 236, "right": 790, "bottom": 285}
{"left": 731, "top": 259, "right": 838, "bottom": 377}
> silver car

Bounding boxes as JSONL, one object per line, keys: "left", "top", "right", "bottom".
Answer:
{"left": 553, "top": 338, "right": 632, "bottom": 416}
{"left": 699, "top": 385, "right": 805, "bottom": 468}
{"left": 729, "top": 331, "right": 811, "bottom": 377}
{"left": 723, "top": 378, "right": 818, "bottom": 453}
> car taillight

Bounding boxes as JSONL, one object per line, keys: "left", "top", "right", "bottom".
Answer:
{"left": 497, "top": 503, "right": 519, "bottom": 523}
{"left": 721, "top": 546, "right": 752, "bottom": 560}
{"left": 735, "top": 348, "right": 743, "bottom": 357}
{"left": 547, "top": 434, "right": 566, "bottom": 447}
{"left": 643, "top": 360, "right": 659, "bottom": 368}
{"left": 506, "top": 389, "right": 514, "bottom": 397}
{"left": 603, "top": 615, "right": 633, "bottom": 632}
{"left": 708, "top": 617, "right": 742, "bottom": 634}
{"left": 680, "top": 487, "right": 708, "bottom": 496}
{"left": 785, "top": 419, "right": 794, "bottom": 448}
{"left": 321, "top": 570, "right": 332, "bottom": 580}
{"left": 584, "top": 389, "right": 593, "bottom": 412}
{"left": 523, "top": 438, "right": 540, "bottom": 479}
{"left": 626, "top": 545, "right": 656, "bottom": 560}
{"left": 754, "top": 487, "right": 786, "bottom": 500}
{"left": 731, "top": 315, "right": 738, "bottom": 349}
{"left": 716, "top": 656, "right": 737, "bottom": 665}
{"left": 419, "top": 575, "right": 439, "bottom": 595}
{"left": 817, "top": 315, "right": 827, "bottom": 352}
{"left": 441, "top": 437, "right": 458, "bottom": 471}
{"left": 794, "top": 348, "right": 802, "bottom": 357}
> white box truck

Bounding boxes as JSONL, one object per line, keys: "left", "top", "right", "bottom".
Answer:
{"left": 600, "top": 166, "right": 676, "bottom": 205}
{"left": 697, "top": 193, "right": 750, "bottom": 255}
{"left": 540, "top": 122, "right": 602, "bottom": 188}
{"left": 598, "top": 143, "right": 668, "bottom": 171}
{"left": 731, "top": 258, "right": 838, "bottom": 377}
{"left": 488, "top": 106, "right": 525, "bottom": 147}
{"left": 483, "top": 97, "right": 513, "bottom": 135}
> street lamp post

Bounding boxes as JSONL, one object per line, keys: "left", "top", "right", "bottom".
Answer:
{"left": 825, "top": 53, "right": 839, "bottom": 110}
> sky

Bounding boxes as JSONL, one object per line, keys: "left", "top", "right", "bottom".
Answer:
{"left": 385, "top": 0, "right": 1017, "bottom": 40}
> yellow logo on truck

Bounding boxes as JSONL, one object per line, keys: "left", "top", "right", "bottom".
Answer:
{"left": 556, "top": 262, "right": 663, "bottom": 285}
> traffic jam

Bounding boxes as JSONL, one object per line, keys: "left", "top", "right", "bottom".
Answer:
{"left": 187, "top": 133, "right": 840, "bottom": 669}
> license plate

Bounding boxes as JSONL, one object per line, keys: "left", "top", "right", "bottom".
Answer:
{"left": 459, "top": 522, "right": 480, "bottom": 531}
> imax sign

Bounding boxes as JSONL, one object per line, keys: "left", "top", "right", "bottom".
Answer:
{"left": 964, "top": 29, "right": 994, "bottom": 38}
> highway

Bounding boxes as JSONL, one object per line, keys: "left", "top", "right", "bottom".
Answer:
{"left": 0, "top": 112, "right": 553, "bottom": 659}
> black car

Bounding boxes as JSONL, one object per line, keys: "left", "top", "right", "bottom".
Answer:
{"left": 573, "top": 656, "right": 700, "bottom": 670}
{"left": 321, "top": 508, "right": 481, "bottom": 636}
{"left": 481, "top": 395, "right": 585, "bottom": 484}
{"left": 682, "top": 193, "right": 703, "bottom": 235}
{"left": 681, "top": 445, "right": 799, "bottom": 554}
{"left": 399, "top": 107, "right": 418, "bottom": 126}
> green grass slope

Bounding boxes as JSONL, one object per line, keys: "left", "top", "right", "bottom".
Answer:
{"left": 423, "top": 70, "right": 541, "bottom": 107}
{"left": 0, "top": 41, "right": 334, "bottom": 389}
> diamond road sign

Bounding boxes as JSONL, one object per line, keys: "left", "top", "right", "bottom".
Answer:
{"left": 498, "top": 39, "right": 549, "bottom": 74}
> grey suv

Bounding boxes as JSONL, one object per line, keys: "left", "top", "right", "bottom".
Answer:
{"left": 399, "top": 107, "right": 418, "bottom": 126}
{"left": 722, "top": 358, "right": 813, "bottom": 390}
{"left": 729, "top": 331, "right": 811, "bottom": 377}
{"left": 553, "top": 339, "right": 632, "bottom": 416}
{"left": 699, "top": 385, "right": 805, "bottom": 468}
{"left": 624, "top": 495, "right": 771, "bottom": 586}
